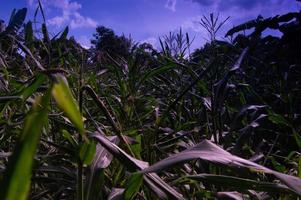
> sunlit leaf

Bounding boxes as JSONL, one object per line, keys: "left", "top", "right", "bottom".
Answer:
{"left": 141, "top": 140, "right": 301, "bottom": 196}
{"left": 52, "top": 74, "right": 84, "bottom": 134}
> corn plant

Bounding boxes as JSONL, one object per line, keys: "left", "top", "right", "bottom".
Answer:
{"left": 0, "top": 3, "right": 301, "bottom": 200}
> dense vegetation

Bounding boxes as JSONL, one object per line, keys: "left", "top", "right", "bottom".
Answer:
{"left": 0, "top": 3, "right": 301, "bottom": 200}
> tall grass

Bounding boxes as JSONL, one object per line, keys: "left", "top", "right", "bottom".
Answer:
{"left": 0, "top": 3, "right": 301, "bottom": 200}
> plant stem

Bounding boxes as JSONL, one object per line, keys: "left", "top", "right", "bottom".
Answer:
{"left": 77, "top": 52, "right": 84, "bottom": 200}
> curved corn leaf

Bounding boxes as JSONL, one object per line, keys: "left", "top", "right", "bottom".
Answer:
{"left": 141, "top": 140, "right": 301, "bottom": 196}
{"left": 177, "top": 174, "right": 293, "bottom": 194}
{"left": 52, "top": 74, "right": 84, "bottom": 134}
{"left": 85, "top": 136, "right": 119, "bottom": 200}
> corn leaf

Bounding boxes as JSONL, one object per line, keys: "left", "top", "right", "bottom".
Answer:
{"left": 52, "top": 74, "right": 84, "bottom": 134}
{"left": 123, "top": 173, "right": 143, "bottom": 200}
{"left": 141, "top": 139, "right": 301, "bottom": 196}
{"left": 0, "top": 91, "right": 50, "bottom": 200}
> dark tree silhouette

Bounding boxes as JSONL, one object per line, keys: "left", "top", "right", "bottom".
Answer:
{"left": 91, "top": 26, "right": 132, "bottom": 59}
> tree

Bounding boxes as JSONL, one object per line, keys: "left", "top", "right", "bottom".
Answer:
{"left": 91, "top": 26, "right": 133, "bottom": 59}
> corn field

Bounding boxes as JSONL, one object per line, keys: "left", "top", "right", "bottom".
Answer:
{"left": 0, "top": 3, "right": 301, "bottom": 200}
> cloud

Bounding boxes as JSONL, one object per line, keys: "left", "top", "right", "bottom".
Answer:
{"left": 189, "top": 0, "right": 269, "bottom": 10}
{"left": 141, "top": 37, "right": 158, "bottom": 48}
{"left": 165, "top": 0, "right": 177, "bottom": 12}
{"left": 48, "top": 11, "right": 70, "bottom": 27}
{"left": 70, "top": 12, "right": 97, "bottom": 29}
{"left": 27, "top": 0, "right": 34, "bottom": 6}
{"left": 28, "top": 0, "right": 97, "bottom": 29}
{"left": 77, "top": 35, "right": 91, "bottom": 49}
{"left": 182, "top": 15, "right": 204, "bottom": 32}
{"left": 217, "top": 0, "right": 269, "bottom": 11}
{"left": 190, "top": 0, "right": 214, "bottom": 7}
{"left": 181, "top": 0, "right": 301, "bottom": 45}
{"left": 188, "top": 0, "right": 300, "bottom": 12}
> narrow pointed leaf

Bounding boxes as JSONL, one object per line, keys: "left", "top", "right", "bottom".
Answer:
{"left": 141, "top": 140, "right": 301, "bottom": 196}
{"left": 19, "top": 74, "right": 47, "bottom": 100}
{"left": 52, "top": 74, "right": 84, "bottom": 134}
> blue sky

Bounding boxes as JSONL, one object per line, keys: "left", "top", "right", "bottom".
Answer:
{"left": 0, "top": 0, "right": 300, "bottom": 49}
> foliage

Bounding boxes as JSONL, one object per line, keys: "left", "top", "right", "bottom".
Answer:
{"left": 91, "top": 26, "right": 134, "bottom": 60}
{"left": 0, "top": 3, "right": 301, "bottom": 200}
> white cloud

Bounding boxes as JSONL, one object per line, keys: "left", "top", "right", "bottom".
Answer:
{"left": 70, "top": 12, "right": 97, "bottom": 29}
{"left": 77, "top": 35, "right": 91, "bottom": 49}
{"left": 182, "top": 15, "right": 204, "bottom": 33}
{"left": 165, "top": 0, "right": 177, "bottom": 12}
{"left": 28, "top": 0, "right": 97, "bottom": 29}
{"left": 27, "top": 0, "right": 34, "bottom": 6}
{"left": 141, "top": 37, "right": 158, "bottom": 48}
{"left": 48, "top": 11, "right": 70, "bottom": 27}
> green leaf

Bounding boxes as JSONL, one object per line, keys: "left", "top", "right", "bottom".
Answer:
{"left": 0, "top": 74, "right": 47, "bottom": 103}
{"left": 138, "top": 64, "right": 175, "bottom": 88}
{"left": 268, "top": 111, "right": 291, "bottom": 127}
{"left": 79, "top": 141, "right": 96, "bottom": 165}
{"left": 293, "top": 129, "right": 301, "bottom": 149}
{"left": 62, "top": 129, "right": 78, "bottom": 148}
{"left": 123, "top": 173, "right": 143, "bottom": 200}
{"left": 129, "top": 132, "right": 141, "bottom": 159}
{"left": 52, "top": 74, "right": 84, "bottom": 134}
{"left": 20, "top": 73, "right": 47, "bottom": 100}
{"left": 0, "top": 91, "right": 50, "bottom": 200}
